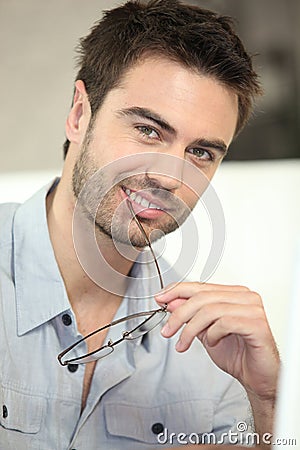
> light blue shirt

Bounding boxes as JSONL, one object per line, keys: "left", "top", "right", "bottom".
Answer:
{"left": 0, "top": 181, "right": 252, "bottom": 450}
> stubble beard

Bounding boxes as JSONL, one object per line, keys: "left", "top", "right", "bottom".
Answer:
{"left": 72, "top": 140, "right": 190, "bottom": 248}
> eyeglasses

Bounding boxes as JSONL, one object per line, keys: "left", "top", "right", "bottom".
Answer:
{"left": 57, "top": 200, "right": 167, "bottom": 366}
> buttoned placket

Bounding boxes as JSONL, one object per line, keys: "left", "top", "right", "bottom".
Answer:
{"left": 67, "top": 329, "right": 137, "bottom": 449}
{"left": 54, "top": 295, "right": 136, "bottom": 448}
{"left": 55, "top": 309, "right": 86, "bottom": 415}
{"left": 56, "top": 237, "right": 159, "bottom": 448}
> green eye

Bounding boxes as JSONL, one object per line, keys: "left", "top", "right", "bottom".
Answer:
{"left": 192, "top": 149, "right": 205, "bottom": 157}
{"left": 137, "top": 126, "right": 159, "bottom": 139}
{"left": 187, "top": 147, "right": 213, "bottom": 161}
{"left": 141, "top": 126, "right": 153, "bottom": 135}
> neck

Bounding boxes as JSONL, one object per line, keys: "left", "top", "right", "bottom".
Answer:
{"left": 46, "top": 177, "right": 136, "bottom": 310}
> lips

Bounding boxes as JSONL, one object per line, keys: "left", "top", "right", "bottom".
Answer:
{"left": 121, "top": 186, "right": 168, "bottom": 219}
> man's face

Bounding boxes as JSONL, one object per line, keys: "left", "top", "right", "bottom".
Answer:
{"left": 71, "top": 56, "right": 238, "bottom": 247}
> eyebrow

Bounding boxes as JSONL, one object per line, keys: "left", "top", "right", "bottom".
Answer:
{"left": 116, "top": 106, "right": 228, "bottom": 156}
{"left": 116, "top": 106, "right": 177, "bottom": 135}
{"left": 190, "top": 138, "right": 228, "bottom": 156}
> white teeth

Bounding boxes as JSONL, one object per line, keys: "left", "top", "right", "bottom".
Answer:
{"left": 135, "top": 195, "right": 142, "bottom": 204}
{"left": 124, "top": 187, "right": 162, "bottom": 210}
{"left": 150, "top": 202, "right": 161, "bottom": 210}
{"left": 140, "top": 197, "right": 150, "bottom": 208}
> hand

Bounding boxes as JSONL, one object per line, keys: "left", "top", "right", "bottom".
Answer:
{"left": 155, "top": 282, "right": 280, "bottom": 402}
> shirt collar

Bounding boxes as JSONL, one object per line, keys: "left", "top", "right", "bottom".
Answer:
{"left": 14, "top": 179, "right": 70, "bottom": 336}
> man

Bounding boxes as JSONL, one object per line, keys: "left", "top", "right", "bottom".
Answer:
{"left": 0, "top": 1, "right": 279, "bottom": 449}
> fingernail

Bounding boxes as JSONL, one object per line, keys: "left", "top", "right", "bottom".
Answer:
{"left": 175, "top": 339, "right": 185, "bottom": 352}
{"left": 161, "top": 323, "right": 170, "bottom": 337}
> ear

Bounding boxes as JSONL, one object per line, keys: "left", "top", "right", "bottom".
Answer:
{"left": 65, "top": 80, "right": 91, "bottom": 146}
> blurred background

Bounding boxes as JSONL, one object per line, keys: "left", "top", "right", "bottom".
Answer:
{"left": 0, "top": 0, "right": 299, "bottom": 354}
{"left": 0, "top": 0, "right": 299, "bottom": 170}
{"left": 195, "top": 0, "right": 300, "bottom": 161}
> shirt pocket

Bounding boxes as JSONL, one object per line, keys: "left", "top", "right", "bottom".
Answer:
{"left": 104, "top": 399, "right": 213, "bottom": 445}
{"left": 0, "top": 385, "right": 46, "bottom": 434}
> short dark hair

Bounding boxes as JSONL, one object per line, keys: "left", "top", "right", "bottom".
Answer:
{"left": 63, "top": 0, "right": 261, "bottom": 158}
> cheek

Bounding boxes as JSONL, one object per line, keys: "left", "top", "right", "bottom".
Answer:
{"left": 90, "top": 133, "right": 146, "bottom": 166}
{"left": 203, "top": 162, "right": 222, "bottom": 180}
{"left": 178, "top": 186, "right": 199, "bottom": 209}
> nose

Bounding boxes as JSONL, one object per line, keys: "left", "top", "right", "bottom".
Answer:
{"left": 146, "top": 153, "right": 185, "bottom": 191}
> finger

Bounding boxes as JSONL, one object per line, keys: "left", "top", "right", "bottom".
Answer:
{"left": 155, "top": 281, "right": 250, "bottom": 303}
{"left": 164, "top": 298, "right": 187, "bottom": 311}
{"left": 173, "top": 303, "right": 263, "bottom": 351}
{"left": 161, "top": 290, "right": 261, "bottom": 338}
{"left": 163, "top": 289, "right": 260, "bottom": 314}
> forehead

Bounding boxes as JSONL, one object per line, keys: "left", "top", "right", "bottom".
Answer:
{"left": 102, "top": 56, "right": 239, "bottom": 145}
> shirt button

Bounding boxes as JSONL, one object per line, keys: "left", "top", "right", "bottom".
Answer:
{"left": 67, "top": 364, "right": 79, "bottom": 373}
{"left": 151, "top": 422, "right": 164, "bottom": 434}
{"left": 2, "top": 405, "right": 8, "bottom": 419}
{"left": 62, "top": 313, "right": 72, "bottom": 326}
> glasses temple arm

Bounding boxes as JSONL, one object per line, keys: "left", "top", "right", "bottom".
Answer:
{"left": 126, "top": 199, "right": 164, "bottom": 290}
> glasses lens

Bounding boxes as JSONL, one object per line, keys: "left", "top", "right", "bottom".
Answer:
{"left": 60, "top": 343, "right": 114, "bottom": 365}
{"left": 77, "top": 345, "right": 114, "bottom": 364}
{"left": 125, "top": 310, "right": 167, "bottom": 340}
